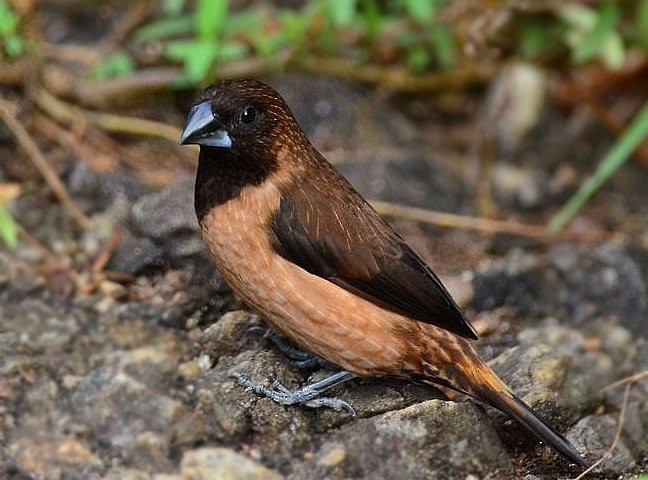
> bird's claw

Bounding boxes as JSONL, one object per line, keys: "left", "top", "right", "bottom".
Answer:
{"left": 231, "top": 372, "right": 356, "bottom": 415}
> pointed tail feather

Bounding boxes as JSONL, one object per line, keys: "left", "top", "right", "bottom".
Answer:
{"left": 476, "top": 383, "right": 587, "bottom": 467}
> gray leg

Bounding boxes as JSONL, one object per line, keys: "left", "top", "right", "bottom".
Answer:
{"left": 248, "top": 326, "right": 332, "bottom": 369}
{"left": 233, "top": 370, "right": 356, "bottom": 415}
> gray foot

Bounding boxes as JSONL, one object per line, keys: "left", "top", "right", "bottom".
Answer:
{"left": 233, "top": 370, "right": 356, "bottom": 415}
{"left": 248, "top": 326, "right": 332, "bottom": 370}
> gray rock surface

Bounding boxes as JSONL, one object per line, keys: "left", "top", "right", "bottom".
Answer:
{"left": 472, "top": 245, "right": 648, "bottom": 337}
{"left": 291, "top": 400, "right": 511, "bottom": 480}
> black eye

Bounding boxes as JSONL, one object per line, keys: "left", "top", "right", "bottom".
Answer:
{"left": 240, "top": 106, "right": 257, "bottom": 125}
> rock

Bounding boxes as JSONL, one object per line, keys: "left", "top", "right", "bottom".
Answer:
{"left": 67, "top": 366, "right": 204, "bottom": 471}
{"left": 267, "top": 74, "right": 416, "bottom": 152}
{"left": 2, "top": 297, "right": 80, "bottom": 353}
{"left": 489, "top": 325, "right": 617, "bottom": 427}
{"left": 491, "top": 164, "right": 550, "bottom": 210}
{"left": 106, "top": 234, "right": 164, "bottom": 275}
{"left": 177, "top": 447, "right": 284, "bottom": 480}
{"left": 336, "top": 148, "right": 469, "bottom": 213}
{"left": 194, "top": 349, "right": 313, "bottom": 462}
{"left": 483, "top": 63, "right": 548, "bottom": 156}
{"left": 550, "top": 244, "right": 647, "bottom": 336}
{"left": 102, "top": 469, "right": 153, "bottom": 480}
{"left": 292, "top": 400, "right": 511, "bottom": 480}
{"left": 130, "top": 176, "right": 212, "bottom": 272}
{"left": 7, "top": 436, "right": 103, "bottom": 480}
{"left": 197, "top": 310, "right": 260, "bottom": 361}
{"left": 0, "top": 252, "right": 45, "bottom": 293}
{"left": 472, "top": 245, "right": 648, "bottom": 336}
{"left": 567, "top": 415, "right": 636, "bottom": 474}
{"left": 67, "top": 163, "right": 150, "bottom": 214}
{"left": 131, "top": 176, "right": 198, "bottom": 240}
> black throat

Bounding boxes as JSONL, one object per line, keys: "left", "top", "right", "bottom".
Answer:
{"left": 194, "top": 147, "right": 276, "bottom": 223}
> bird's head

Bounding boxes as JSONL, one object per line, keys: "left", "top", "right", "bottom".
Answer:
{"left": 180, "top": 79, "right": 302, "bottom": 163}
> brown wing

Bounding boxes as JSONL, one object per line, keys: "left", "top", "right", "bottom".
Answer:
{"left": 268, "top": 162, "right": 477, "bottom": 340}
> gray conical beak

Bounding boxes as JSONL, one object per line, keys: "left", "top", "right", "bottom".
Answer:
{"left": 180, "top": 100, "right": 232, "bottom": 148}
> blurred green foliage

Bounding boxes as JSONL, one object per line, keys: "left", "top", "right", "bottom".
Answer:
{"left": 130, "top": 0, "right": 456, "bottom": 83}
{"left": 90, "top": 52, "right": 137, "bottom": 80}
{"left": 77, "top": 1, "right": 647, "bottom": 84}
{"left": 0, "top": 204, "right": 17, "bottom": 250}
{"left": 0, "top": 0, "right": 25, "bottom": 58}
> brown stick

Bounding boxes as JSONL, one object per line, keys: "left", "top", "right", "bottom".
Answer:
{"left": 35, "top": 89, "right": 185, "bottom": 144}
{"left": 299, "top": 57, "right": 496, "bottom": 93}
{"left": 370, "top": 200, "right": 619, "bottom": 243}
{"left": 33, "top": 113, "right": 120, "bottom": 172}
{"left": 0, "top": 96, "right": 92, "bottom": 230}
{"left": 41, "top": 64, "right": 184, "bottom": 109}
{"left": 41, "top": 43, "right": 101, "bottom": 66}
{"left": 601, "top": 370, "right": 648, "bottom": 392}
{"left": 91, "top": 232, "right": 123, "bottom": 273}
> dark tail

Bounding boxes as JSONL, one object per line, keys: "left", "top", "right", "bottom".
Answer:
{"left": 476, "top": 382, "right": 587, "bottom": 467}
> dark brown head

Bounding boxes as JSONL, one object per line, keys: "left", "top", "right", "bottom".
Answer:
{"left": 181, "top": 79, "right": 308, "bottom": 219}
{"left": 181, "top": 79, "right": 303, "bottom": 164}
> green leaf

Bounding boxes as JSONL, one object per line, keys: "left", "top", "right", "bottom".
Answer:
{"left": 599, "top": 31, "right": 625, "bottom": 69}
{"left": 4, "top": 35, "right": 23, "bottom": 57}
{"left": 253, "top": 31, "right": 285, "bottom": 57}
{"left": 559, "top": 3, "right": 596, "bottom": 31}
{"left": 406, "top": 46, "right": 430, "bottom": 72}
{"left": 520, "top": 22, "right": 561, "bottom": 59}
{"left": 216, "top": 41, "right": 248, "bottom": 63}
{"left": 549, "top": 99, "right": 648, "bottom": 231}
{"left": 89, "top": 52, "right": 136, "bottom": 80}
{"left": 632, "top": 0, "right": 648, "bottom": 48}
{"left": 222, "top": 10, "right": 263, "bottom": 37}
{"left": 429, "top": 23, "right": 455, "bottom": 69}
{"left": 163, "top": 0, "right": 185, "bottom": 16}
{"left": 280, "top": 9, "right": 314, "bottom": 46}
{"left": 0, "top": 0, "right": 20, "bottom": 37}
{"left": 327, "top": 0, "right": 356, "bottom": 27}
{"left": 133, "top": 16, "right": 193, "bottom": 43}
{"left": 165, "top": 40, "right": 219, "bottom": 82}
{"left": 571, "top": 2, "right": 620, "bottom": 64}
{"left": 194, "top": 0, "right": 229, "bottom": 40}
{"left": 402, "top": 0, "right": 442, "bottom": 23}
{"left": 359, "top": 0, "right": 382, "bottom": 45}
{"left": 0, "top": 204, "right": 18, "bottom": 250}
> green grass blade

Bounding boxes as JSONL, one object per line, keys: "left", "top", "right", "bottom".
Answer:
{"left": 0, "top": 203, "right": 18, "bottom": 249}
{"left": 549, "top": 100, "right": 648, "bottom": 232}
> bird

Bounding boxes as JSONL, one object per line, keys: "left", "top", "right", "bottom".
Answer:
{"left": 180, "top": 78, "right": 586, "bottom": 467}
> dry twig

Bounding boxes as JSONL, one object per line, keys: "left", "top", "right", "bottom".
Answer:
{"left": 91, "top": 232, "right": 123, "bottom": 274}
{"left": 300, "top": 58, "right": 496, "bottom": 93}
{"left": 601, "top": 370, "right": 648, "bottom": 392}
{"left": 42, "top": 43, "right": 101, "bottom": 66}
{"left": 370, "top": 200, "right": 619, "bottom": 243}
{"left": 33, "top": 113, "right": 120, "bottom": 172}
{"left": 0, "top": 96, "right": 92, "bottom": 230}
{"left": 35, "top": 89, "right": 185, "bottom": 144}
